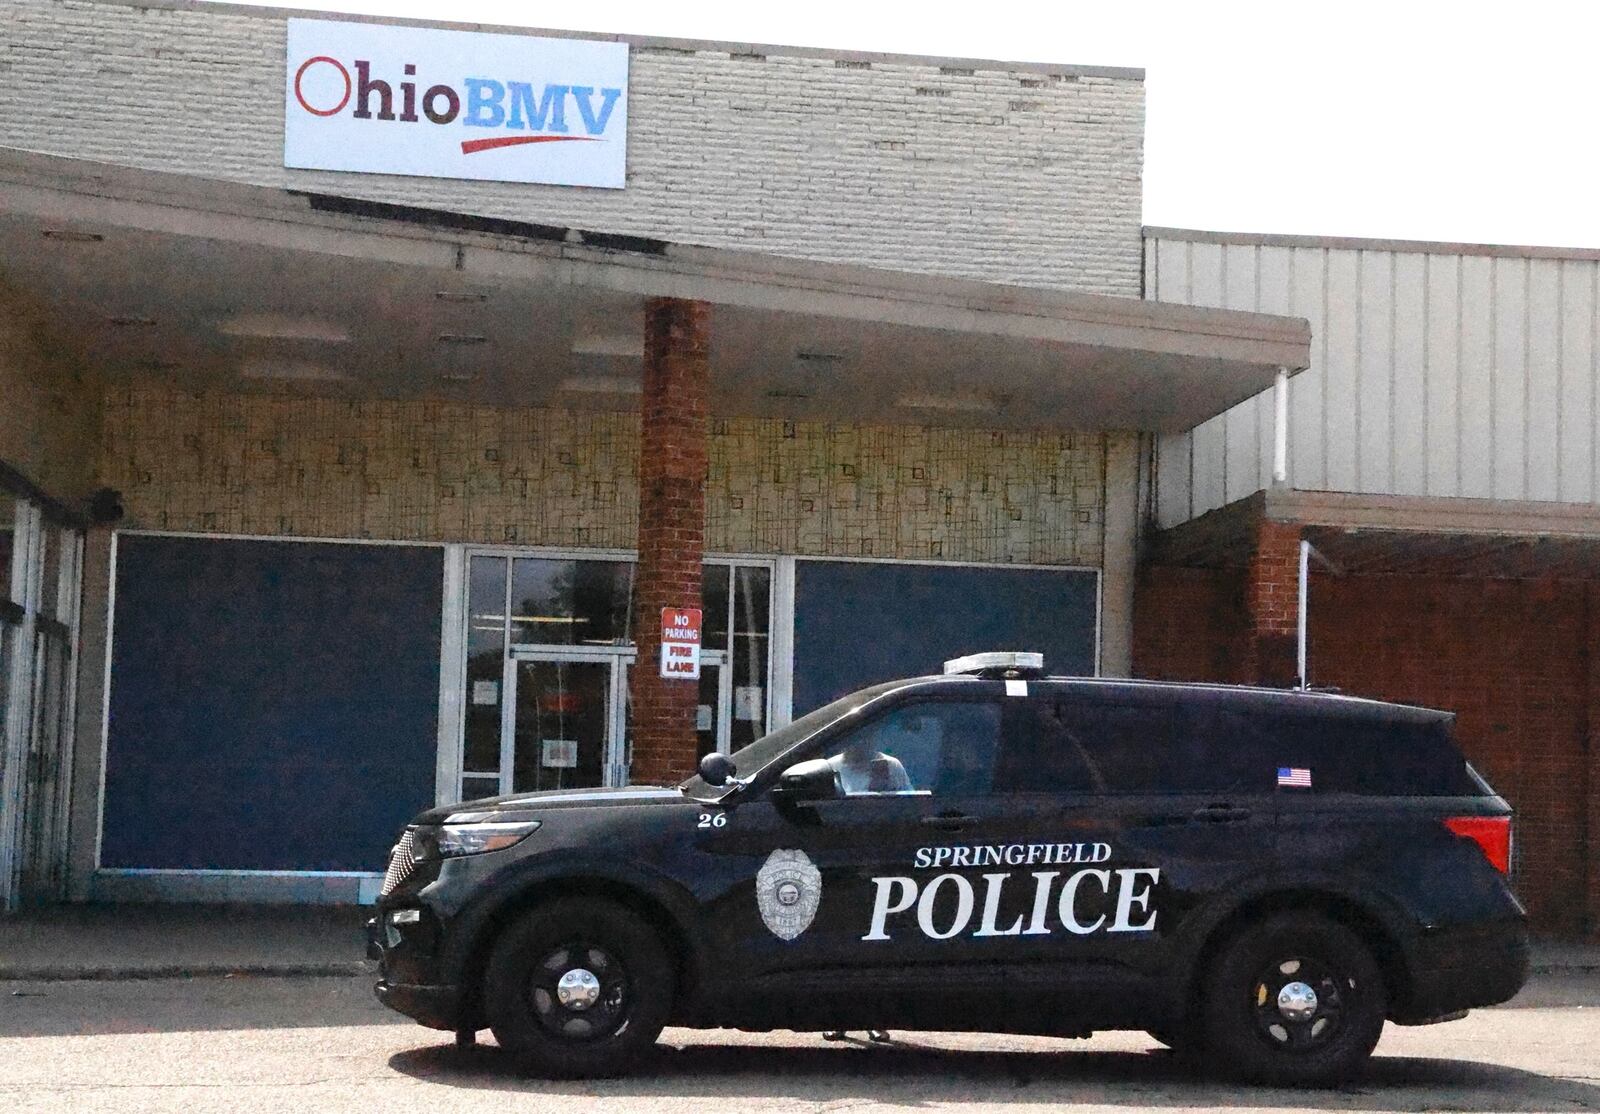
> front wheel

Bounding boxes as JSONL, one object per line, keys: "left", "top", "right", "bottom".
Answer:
{"left": 483, "top": 897, "right": 673, "bottom": 1077}
{"left": 1200, "top": 912, "right": 1386, "bottom": 1087}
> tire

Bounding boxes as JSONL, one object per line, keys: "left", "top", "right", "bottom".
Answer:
{"left": 1199, "top": 911, "right": 1386, "bottom": 1087}
{"left": 483, "top": 897, "right": 674, "bottom": 1078}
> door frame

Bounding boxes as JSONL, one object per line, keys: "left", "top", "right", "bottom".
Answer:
{"left": 501, "top": 643, "right": 733, "bottom": 790}
{"left": 504, "top": 644, "right": 634, "bottom": 792}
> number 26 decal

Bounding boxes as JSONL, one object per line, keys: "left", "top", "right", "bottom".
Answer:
{"left": 697, "top": 812, "right": 728, "bottom": 829}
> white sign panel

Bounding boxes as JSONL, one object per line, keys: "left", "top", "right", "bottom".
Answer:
{"left": 659, "top": 607, "right": 702, "bottom": 680}
{"left": 541, "top": 739, "right": 578, "bottom": 769}
{"left": 285, "top": 19, "right": 629, "bottom": 189}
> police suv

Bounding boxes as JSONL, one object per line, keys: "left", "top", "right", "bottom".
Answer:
{"left": 370, "top": 652, "right": 1529, "bottom": 1086}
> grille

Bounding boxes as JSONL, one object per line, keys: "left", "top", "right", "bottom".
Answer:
{"left": 381, "top": 829, "right": 416, "bottom": 897}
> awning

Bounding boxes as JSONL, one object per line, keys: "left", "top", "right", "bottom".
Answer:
{"left": 1150, "top": 487, "right": 1600, "bottom": 580}
{"left": 0, "top": 147, "right": 1310, "bottom": 433}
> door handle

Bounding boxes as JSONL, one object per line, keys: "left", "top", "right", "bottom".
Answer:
{"left": 1191, "top": 803, "right": 1251, "bottom": 823}
{"left": 921, "top": 812, "right": 973, "bottom": 832}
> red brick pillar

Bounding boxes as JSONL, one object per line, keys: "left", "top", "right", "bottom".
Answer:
{"left": 1585, "top": 583, "right": 1600, "bottom": 941}
{"left": 1244, "top": 518, "right": 1302, "bottom": 688}
{"left": 629, "top": 297, "right": 710, "bottom": 785}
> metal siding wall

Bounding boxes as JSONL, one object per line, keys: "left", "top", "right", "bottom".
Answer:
{"left": 1558, "top": 262, "right": 1596, "bottom": 503}
{"left": 1527, "top": 260, "right": 1563, "bottom": 503}
{"left": 1424, "top": 254, "right": 1461, "bottom": 496}
{"left": 1288, "top": 247, "right": 1328, "bottom": 498}
{"left": 1148, "top": 233, "right": 1600, "bottom": 525}
{"left": 1322, "top": 250, "right": 1361, "bottom": 493}
{"left": 1356, "top": 250, "right": 1394, "bottom": 493}
{"left": 1392, "top": 253, "right": 1428, "bottom": 496}
{"left": 1492, "top": 259, "right": 1528, "bottom": 500}
{"left": 1458, "top": 256, "right": 1495, "bottom": 498}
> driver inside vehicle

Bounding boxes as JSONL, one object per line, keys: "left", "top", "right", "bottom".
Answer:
{"left": 826, "top": 735, "right": 913, "bottom": 796}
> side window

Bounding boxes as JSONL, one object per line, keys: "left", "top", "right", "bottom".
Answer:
{"left": 994, "top": 699, "right": 1271, "bottom": 796}
{"left": 1253, "top": 714, "right": 1478, "bottom": 796}
{"left": 818, "top": 700, "right": 1001, "bottom": 797}
{"left": 994, "top": 698, "right": 1102, "bottom": 794}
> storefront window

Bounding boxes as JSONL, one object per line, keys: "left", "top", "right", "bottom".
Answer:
{"left": 700, "top": 563, "right": 730, "bottom": 647}
{"left": 0, "top": 490, "right": 83, "bottom": 907}
{"left": 731, "top": 565, "right": 772, "bottom": 748}
{"left": 463, "top": 555, "right": 507, "bottom": 777}
{"left": 509, "top": 558, "right": 634, "bottom": 646}
{"left": 38, "top": 524, "right": 60, "bottom": 620}
{"left": 0, "top": 491, "right": 14, "bottom": 602}
{"left": 457, "top": 551, "right": 776, "bottom": 797}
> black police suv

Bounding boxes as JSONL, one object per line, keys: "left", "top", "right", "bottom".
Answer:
{"left": 370, "top": 651, "right": 1528, "bottom": 1086}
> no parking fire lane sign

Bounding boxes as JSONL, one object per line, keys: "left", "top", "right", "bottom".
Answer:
{"left": 660, "top": 607, "right": 702, "bottom": 680}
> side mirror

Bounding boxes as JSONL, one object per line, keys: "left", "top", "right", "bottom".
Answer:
{"left": 771, "top": 758, "right": 841, "bottom": 802}
{"left": 698, "top": 752, "right": 737, "bottom": 787}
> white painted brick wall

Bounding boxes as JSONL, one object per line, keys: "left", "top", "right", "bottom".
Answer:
{"left": 0, "top": 0, "right": 1144, "bottom": 295}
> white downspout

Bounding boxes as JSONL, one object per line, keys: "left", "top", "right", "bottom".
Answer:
{"left": 1272, "top": 368, "right": 1289, "bottom": 486}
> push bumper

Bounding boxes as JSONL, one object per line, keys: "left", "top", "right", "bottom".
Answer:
{"left": 368, "top": 913, "right": 466, "bottom": 1031}
{"left": 1394, "top": 918, "right": 1530, "bottom": 1022}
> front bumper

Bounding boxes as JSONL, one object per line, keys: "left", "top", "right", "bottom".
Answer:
{"left": 1395, "top": 917, "right": 1530, "bottom": 1022}
{"left": 368, "top": 912, "right": 465, "bottom": 1031}
{"left": 374, "top": 979, "right": 464, "bottom": 1031}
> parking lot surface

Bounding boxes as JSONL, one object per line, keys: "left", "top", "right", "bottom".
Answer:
{"left": 0, "top": 973, "right": 1596, "bottom": 1114}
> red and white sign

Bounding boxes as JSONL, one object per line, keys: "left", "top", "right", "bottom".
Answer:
{"left": 660, "top": 607, "right": 703, "bottom": 680}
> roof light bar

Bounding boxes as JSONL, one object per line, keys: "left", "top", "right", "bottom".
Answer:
{"left": 943, "top": 651, "right": 1044, "bottom": 676}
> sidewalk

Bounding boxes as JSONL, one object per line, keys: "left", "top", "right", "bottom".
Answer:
{"left": 0, "top": 903, "right": 1595, "bottom": 981}
{"left": 0, "top": 904, "right": 371, "bottom": 980}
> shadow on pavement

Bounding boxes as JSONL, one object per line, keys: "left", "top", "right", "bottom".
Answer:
{"left": 0, "top": 975, "right": 397, "bottom": 1037}
{"left": 387, "top": 1038, "right": 1600, "bottom": 1111}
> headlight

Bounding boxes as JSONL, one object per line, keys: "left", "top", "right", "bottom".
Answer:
{"left": 435, "top": 810, "right": 542, "bottom": 858}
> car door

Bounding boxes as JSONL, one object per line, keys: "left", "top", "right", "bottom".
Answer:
{"left": 692, "top": 687, "right": 1011, "bottom": 1016}
{"left": 971, "top": 685, "right": 1279, "bottom": 1027}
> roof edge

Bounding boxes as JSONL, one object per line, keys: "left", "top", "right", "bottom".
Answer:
{"left": 115, "top": 0, "right": 1146, "bottom": 80}
{"left": 1144, "top": 225, "right": 1600, "bottom": 263}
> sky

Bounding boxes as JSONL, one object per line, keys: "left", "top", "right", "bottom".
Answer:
{"left": 225, "top": 0, "right": 1600, "bottom": 249}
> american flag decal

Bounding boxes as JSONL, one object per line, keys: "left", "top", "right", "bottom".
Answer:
{"left": 1277, "top": 767, "right": 1313, "bottom": 788}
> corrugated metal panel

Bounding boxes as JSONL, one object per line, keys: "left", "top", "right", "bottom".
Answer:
{"left": 1148, "top": 233, "right": 1600, "bottom": 527}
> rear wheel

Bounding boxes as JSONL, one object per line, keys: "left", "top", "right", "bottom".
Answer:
{"left": 1200, "top": 912, "right": 1386, "bottom": 1086}
{"left": 483, "top": 897, "right": 673, "bottom": 1077}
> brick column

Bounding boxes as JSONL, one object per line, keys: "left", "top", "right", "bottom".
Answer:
{"left": 629, "top": 297, "right": 710, "bottom": 785}
{"left": 1585, "top": 582, "right": 1600, "bottom": 940}
{"left": 1244, "top": 518, "right": 1302, "bottom": 687}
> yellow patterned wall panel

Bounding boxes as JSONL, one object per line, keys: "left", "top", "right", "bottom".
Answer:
{"left": 101, "top": 383, "right": 1104, "bottom": 566}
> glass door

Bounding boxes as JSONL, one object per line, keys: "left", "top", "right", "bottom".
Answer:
{"left": 504, "top": 648, "right": 632, "bottom": 793}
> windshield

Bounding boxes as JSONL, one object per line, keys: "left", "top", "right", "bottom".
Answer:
{"left": 679, "top": 680, "right": 906, "bottom": 798}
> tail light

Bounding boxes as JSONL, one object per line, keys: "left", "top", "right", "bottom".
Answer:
{"left": 1444, "top": 816, "right": 1512, "bottom": 874}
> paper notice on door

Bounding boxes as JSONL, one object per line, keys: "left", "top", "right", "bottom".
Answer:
{"left": 734, "top": 686, "right": 764, "bottom": 722}
{"left": 542, "top": 739, "right": 578, "bottom": 768}
{"left": 695, "top": 704, "right": 714, "bottom": 731}
{"left": 471, "top": 680, "right": 499, "bottom": 706}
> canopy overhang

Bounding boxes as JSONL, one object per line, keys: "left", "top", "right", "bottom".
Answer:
{"left": 1151, "top": 487, "right": 1600, "bottom": 580}
{"left": 0, "top": 148, "right": 1311, "bottom": 432}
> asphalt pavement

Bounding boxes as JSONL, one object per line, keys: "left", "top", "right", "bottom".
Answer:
{"left": 0, "top": 972, "right": 1596, "bottom": 1113}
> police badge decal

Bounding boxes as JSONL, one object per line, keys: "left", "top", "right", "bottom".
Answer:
{"left": 756, "top": 849, "right": 821, "bottom": 941}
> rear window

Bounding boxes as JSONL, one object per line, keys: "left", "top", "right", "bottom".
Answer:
{"left": 1248, "top": 713, "right": 1482, "bottom": 796}
{"left": 993, "top": 691, "right": 1482, "bottom": 798}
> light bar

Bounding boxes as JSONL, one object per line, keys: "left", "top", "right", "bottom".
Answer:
{"left": 943, "top": 651, "right": 1044, "bottom": 676}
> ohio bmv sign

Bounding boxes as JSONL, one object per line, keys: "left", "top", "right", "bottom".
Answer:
{"left": 284, "top": 19, "right": 629, "bottom": 189}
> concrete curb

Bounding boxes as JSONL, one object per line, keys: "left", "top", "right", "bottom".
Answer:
{"left": 0, "top": 961, "right": 372, "bottom": 982}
